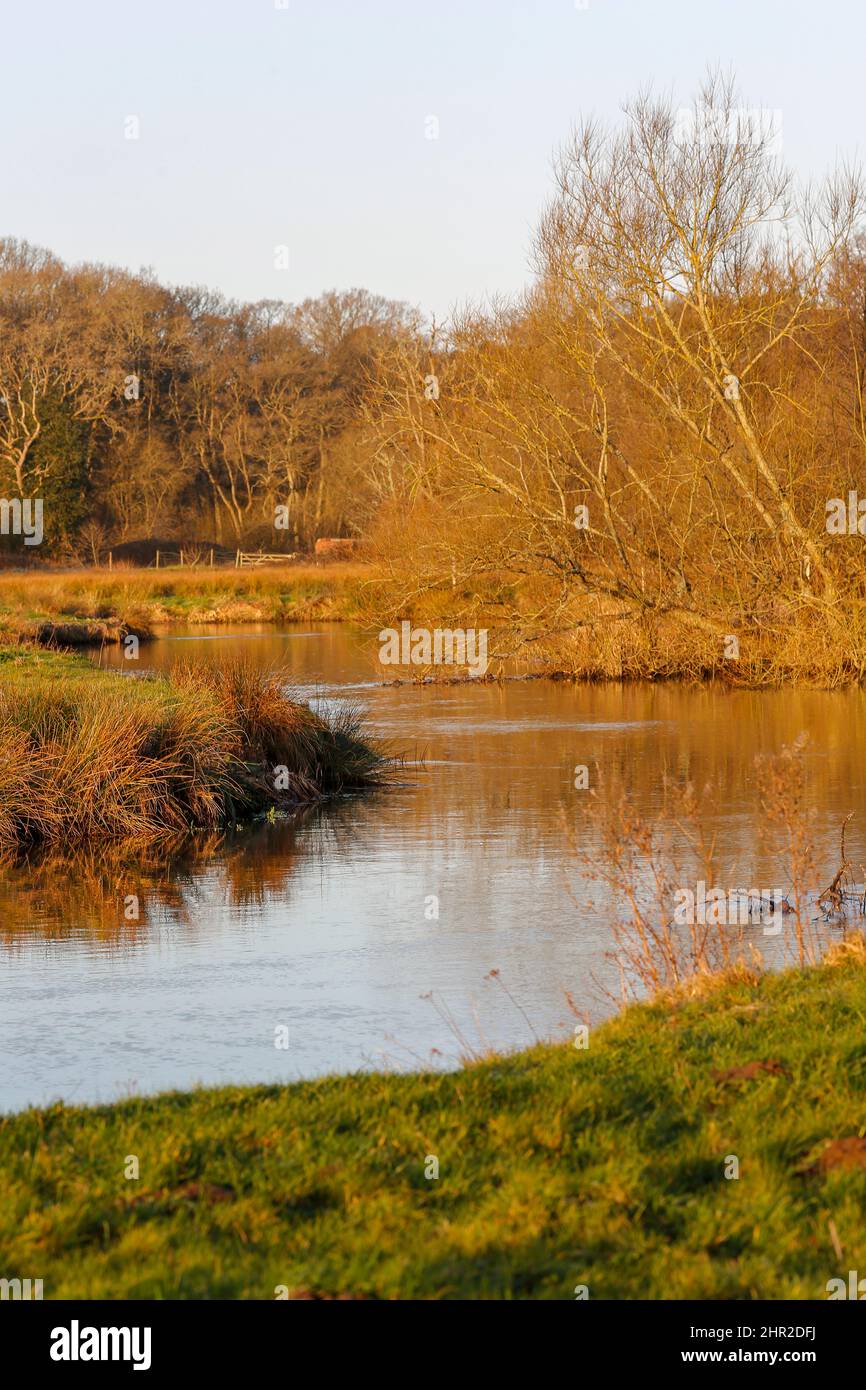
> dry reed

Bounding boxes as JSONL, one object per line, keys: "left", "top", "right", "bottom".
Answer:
{"left": 0, "top": 659, "right": 387, "bottom": 850}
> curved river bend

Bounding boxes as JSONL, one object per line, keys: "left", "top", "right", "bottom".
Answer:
{"left": 1, "top": 624, "right": 864, "bottom": 1111}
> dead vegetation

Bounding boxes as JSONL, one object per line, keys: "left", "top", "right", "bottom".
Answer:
{"left": 0, "top": 658, "right": 388, "bottom": 850}
{"left": 571, "top": 735, "right": 866, "bottom": 999}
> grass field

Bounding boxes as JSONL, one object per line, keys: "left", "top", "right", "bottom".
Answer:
{"left": 3, "top": 945, "right": 866, "bottom": 1299}
{"left": 0, "top": 563, "right": 371, "bottom": 644}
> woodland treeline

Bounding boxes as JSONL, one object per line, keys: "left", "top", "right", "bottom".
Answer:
{"left": 4, "top": 75, "right": 866, "bottom": 663}
{"left": 0, "top": 248, "right": 419, "bottom": 555}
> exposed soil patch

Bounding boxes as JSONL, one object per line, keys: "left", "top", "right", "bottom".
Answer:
{"left": 712, "top": 1059, "right": 790, "bottom": 1083}
{"left": 810, "top": 1137, "right": 866, "bottom": 1173}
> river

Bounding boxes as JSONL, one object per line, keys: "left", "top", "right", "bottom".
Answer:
{"left": 0, "top": 623, "right": 862, "bottom": 1111}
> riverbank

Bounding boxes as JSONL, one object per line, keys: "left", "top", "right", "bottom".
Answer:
{"left": 371, "top": 576, "right": 866, "bottom": 688}
{"left": 0, "top": 564, "right": 370, "bottom": 647}
{"left": 0, "top": 647, "right": 386, "bottom": 850}
{"left": 1, "top": 564, "right": 863, "bottom": 686}
{"left": 3, "top": 944, "right": 865, "bottom": 1298}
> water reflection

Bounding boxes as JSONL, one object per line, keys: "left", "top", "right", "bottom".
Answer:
{"left": 1, "top": 625, "right": 865, "bottom": 1110}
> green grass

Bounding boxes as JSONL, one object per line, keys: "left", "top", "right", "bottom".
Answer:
{"left": 0, "top": 645, "right": 100, "bottom": 680}
{"left": 4, "top": 948, "right": 866, "bottom": 1299}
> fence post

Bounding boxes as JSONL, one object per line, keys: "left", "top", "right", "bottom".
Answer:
{"left": 156, "top": 549, "right": 160, "bottom": 569}
{"left": 210, "top": 548, "right": 214, "bottom": 567}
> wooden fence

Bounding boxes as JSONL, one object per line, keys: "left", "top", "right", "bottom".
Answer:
{"left": 235, "top": 550, "right": 299, "bottom": 568}
{"left": 146, "top": 548, "right": 217, "bottom": 568}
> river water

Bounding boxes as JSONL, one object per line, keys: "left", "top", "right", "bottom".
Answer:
{"left": 1, "top": 623, "right": 863, "bottom": 1111}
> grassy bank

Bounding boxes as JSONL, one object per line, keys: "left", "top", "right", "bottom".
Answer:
{"left": 3, "top": 946, "right": 866, "bottom": 1298}
{"left": 0, "top": 647, "right": 385, "bottom": 849}
{"left": 2, "top": 563, "right": 865, "bottom": 686}
{"left": 0, "top": 563, "right": 370, "bottom": 646}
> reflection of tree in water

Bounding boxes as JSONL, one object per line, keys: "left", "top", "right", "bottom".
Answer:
{"left": 0, "top": 791, "right": 390, "bottom": 949}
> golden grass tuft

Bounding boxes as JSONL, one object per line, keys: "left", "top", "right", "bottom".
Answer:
{"left": 823, "top": 935, "right": 866, "bottom": 968}
{"left": 0, "top": 658, "right": 388, "bottom": 850}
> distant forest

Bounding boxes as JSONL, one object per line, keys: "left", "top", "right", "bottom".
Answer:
{"left": 0, "top": 241, "right": 423, "bottom": 558}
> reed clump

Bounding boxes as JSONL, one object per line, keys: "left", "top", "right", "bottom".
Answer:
{"left": 0, "top": 658, "right": 387, "bottom": 850}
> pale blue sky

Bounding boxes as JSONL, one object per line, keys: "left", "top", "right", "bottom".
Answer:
{"left": 2, "top": 0, "right": 862, "bottom": 320}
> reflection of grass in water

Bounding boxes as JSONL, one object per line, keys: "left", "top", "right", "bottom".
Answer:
{"left": 0, "top": 791, "right": 395, "bottom": 944}
{"left": 3, "top": 944, "right": 866, "bottom": 1298}
{"left": 0, "top": 831, "right": 248, "bottom": 943}
{"left": 0, "top": 650, "right": 389, "bottom": 852}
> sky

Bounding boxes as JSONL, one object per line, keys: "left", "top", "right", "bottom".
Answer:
{"left": 2, "top": 0, "right": 863, "bottom": 322}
